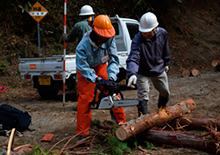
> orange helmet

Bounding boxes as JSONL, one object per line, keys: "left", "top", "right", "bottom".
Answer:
{"left": 88, "top": 15, "right": 115, "bottom": 38}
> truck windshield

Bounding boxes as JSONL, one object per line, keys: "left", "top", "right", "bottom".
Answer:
{"left": 126, "top": 23, "right": 139, "bottom": 40}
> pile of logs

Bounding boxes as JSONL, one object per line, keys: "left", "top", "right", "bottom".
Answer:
{"left": 181, "top": 68, "right": 200, "bottom": 77}
{"left": 116, "top": 99, "right": 220, "bottom": 154}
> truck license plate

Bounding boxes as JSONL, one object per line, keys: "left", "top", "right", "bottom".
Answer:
{"left": 38, "top": 76, "right": 51, "bottom": 85}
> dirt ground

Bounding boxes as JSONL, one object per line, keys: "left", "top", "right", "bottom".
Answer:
{"left": 0, "top": 69, "right": 220, "bottom": 155}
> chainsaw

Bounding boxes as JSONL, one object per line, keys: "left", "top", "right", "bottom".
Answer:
{"left": 89, "top": 81, "right": 138, "bottom": 110}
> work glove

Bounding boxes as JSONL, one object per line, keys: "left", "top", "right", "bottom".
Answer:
{"left": 127, "top": 75, "right": 137, "bottom": 88}
{"left": 96, "top": 77, "right": 115, "bottom": 86}
{"left": 165, "top": 66, "right": 169, "bottom": 73}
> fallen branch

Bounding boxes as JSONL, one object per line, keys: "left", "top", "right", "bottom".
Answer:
{"left": 172, "top": 117, "right": 220, "bottom": 131}
{"left": 138, "top": 129, "right": 220, "bottom": 154}
{"left": 66, "top": 150, "right": 95, "bottom": 154}
{"left": 138, "top": 145, "right": 154, "bottom": 155}
{"left": 116, "top": 99, "right": 196, "bottom": 141}
{"left": 7, "top": 128, "right": 16, "bottom": 155}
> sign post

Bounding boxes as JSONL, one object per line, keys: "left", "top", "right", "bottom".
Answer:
{"left": 63, "top": 0, "right": 67, "bottom": 106}
{"left": 28, "top": 2, "right": 48, "bottom": 57}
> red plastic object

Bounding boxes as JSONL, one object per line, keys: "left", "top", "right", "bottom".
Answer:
{"left": 0, "top": 86, "right": 7, "bottom": 93}
{"left": 41, "top": 133, "right": 54, "bottom": 142}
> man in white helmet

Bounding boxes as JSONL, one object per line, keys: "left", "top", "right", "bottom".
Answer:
{"left": 126, "top": 12, "right": 171, "bottom": 116}
{"left": 62, "top": 5, "right": 95, "bottom": 43}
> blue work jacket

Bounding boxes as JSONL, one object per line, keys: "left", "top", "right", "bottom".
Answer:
{"left": 126, "top": 27, "right": 171, "bottom": 77}
{"left": 76, "top": 36, "right": 119, "bottom": 83}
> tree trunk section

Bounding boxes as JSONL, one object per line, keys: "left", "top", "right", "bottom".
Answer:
{"left": 190, "top": 68, "right": 199, "bottom": 77}
{"left": 138, "top": 129, "right": 218, "bottom": 154}
{"left": 212, "top": 59, "right": 220, "bottom": 71}
{"left": 173, "top": 116, "right": 220, "bottom": 130}
{"left": 116, "top": 99, "right": 196, "bottom": 141}
{"left": 181, "top": 69, "right": 190, "bottom": 77}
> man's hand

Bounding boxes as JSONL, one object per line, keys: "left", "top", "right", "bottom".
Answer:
{"left": 96, "top": 77, "right": 115, "bottom": 86}
{"left": 127, "top": 75, "right": 137, "bottom": 88}
{"left": 61, "top": 33, "right": 67, "bottom": 41}
{"left": 165, "top": 66, "right": 169, "bottom": 73}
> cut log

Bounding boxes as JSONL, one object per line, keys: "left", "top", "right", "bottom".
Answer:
{"left": 138, "top": 129, "right": 219, "bottom": 154}
{"left": 116, "top": 99, "right": 196, "bottom": 141}
{"left": 212, "top": 59, "right": 220, "bottom": 71}
{"left": 181, "top": 69, "right": 190, "bottom": 77}
{"left": 172, "top": 117, "right": 220, "bottom": 130}
{"left": 190, "top": 68, "right": 199, "bottom": 77}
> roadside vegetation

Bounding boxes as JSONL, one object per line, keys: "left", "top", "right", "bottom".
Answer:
{"left": 0, "top": 0, "right": 183, "bottom": 88}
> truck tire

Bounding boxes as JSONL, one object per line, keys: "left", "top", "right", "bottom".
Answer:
{"left": 37, "top": 89, "right": 59, "bottom": 99}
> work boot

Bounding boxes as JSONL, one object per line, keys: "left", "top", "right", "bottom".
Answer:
{"left": 72, "top": 106, "right": 77, "bottom": 111}
{"left": 158, "top": 95, "right": 169, "bottom": 108}
{"left": 137, "top": 100, "right": 148, "bottom": 117}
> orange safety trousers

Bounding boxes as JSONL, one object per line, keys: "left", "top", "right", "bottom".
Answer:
{"left": 77, "top": 63, "right": 127, "bottom": 136}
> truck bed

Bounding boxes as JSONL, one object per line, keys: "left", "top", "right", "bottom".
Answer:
{"left": 19, "top": 55, "right": 76, "bottom": 80}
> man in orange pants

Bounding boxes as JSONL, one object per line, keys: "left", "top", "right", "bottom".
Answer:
{"left": 75, "top": 14, "right": 127, "bottom": 141}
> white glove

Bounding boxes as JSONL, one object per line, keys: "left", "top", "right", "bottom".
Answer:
{"left": 127, "top": 75, "right": 137, "bottom": 88}
{"left": 165, "top": 66, "right": 169, "bottom": 72}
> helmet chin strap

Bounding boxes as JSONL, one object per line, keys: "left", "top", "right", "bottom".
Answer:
{"left": 152, "top": 28, "right": 157, "bottom": 35}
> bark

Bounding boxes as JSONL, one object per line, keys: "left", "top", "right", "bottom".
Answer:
{"left": 172, "top": 116, "right": 220, "bottom": 130}
{"left": 190, "top": 68, "right": 199, "bottom": 77}
{"left": 138, "top": 129, "right": 219, "bottom": 154}
{"left": 212, "top": 59, "right": 220, "bottom": 71}
{"left": 181, "top": 69, "right": 190, "bottom": 77}
{"left": 116, "top": 99, "right": 196, "bottom": 141}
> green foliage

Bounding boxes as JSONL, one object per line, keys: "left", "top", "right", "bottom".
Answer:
{"left": 90, "top": 119, "right": 101, "bottom": 127}
{"left": 145, "top": 141, "right": 159, "bottom": 150}
{"left": 110, "top": 126, "right": 117, "bottom": 131}
{"left": 104, "top": 133, "right": 131, "bottom": 155}
{"left": 0, "top": 60, "right": 11, "bottom": 76}
{"left": 133, "top": 139, "right": 138, "bottom": 149}
{"left": 31, "top": 145, "right": 69, "bottom": 155}
{"left": 0, "top": 0, "right": 183, "bottom": 89}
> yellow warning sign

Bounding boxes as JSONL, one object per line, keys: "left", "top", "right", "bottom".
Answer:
{"left": 28, "top": 2, "right": 48, "bottom": 23}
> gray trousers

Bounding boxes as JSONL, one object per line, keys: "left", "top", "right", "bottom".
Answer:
{"left": 137, "top": 71, "right": 170, "bottom": 101}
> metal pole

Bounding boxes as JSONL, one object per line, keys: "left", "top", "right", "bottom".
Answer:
{"left": 37, "top": 22, "right": 41, "bottom": 56}
{"left": 63, "top": 0, "right": 67, "bottom": 106}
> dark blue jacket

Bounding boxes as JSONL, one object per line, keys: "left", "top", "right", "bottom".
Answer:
{"left": 126, "top": 27, "right": 170, "bottom": 77}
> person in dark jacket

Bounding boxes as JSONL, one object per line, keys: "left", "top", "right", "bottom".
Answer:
{"left": 62, "top": 5, "right": 95, "bottom": 43}
{"left": 126, "top": 12, "right": 171, "bottom": 116}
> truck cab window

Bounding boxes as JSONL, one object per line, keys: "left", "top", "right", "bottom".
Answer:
{"left": 126, "top": 23, "right": 139, "bottom": 40}
{"left": 112, "top": 23, "right": 119, "bottom": 35}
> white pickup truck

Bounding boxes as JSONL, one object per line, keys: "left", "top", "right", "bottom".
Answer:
{"left": 19, "top": 15, "right": 139, "bottom": 99}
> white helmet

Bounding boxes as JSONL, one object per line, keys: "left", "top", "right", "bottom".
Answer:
{"left": 139, "top": 12, "right": 159, "bottom": 32}
{"left": 79, "top": 5, "right": 95, "bottom": 16}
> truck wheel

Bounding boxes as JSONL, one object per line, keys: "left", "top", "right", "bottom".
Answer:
{"left": 37, "top": 89, "right": 59, "bottom": 99}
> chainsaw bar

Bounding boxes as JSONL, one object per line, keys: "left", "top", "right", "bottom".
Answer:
{"left": 98, "top": 96, "right": 139, "bottom": 109}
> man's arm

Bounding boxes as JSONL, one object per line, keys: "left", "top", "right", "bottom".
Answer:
{"left": 76, "top": 41, "right": 98, "bottom": 83}
{"left": 63, "top": 24, "right": 78, "bottom": 42}
{"left": 162, "top": 34, "right": 171, "bottom": 66}
{"left": 126, "top": 41, "right": 141, "bottom": 77}
{"left": 107, "top": 38, "right": 119, "bottom": 81}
